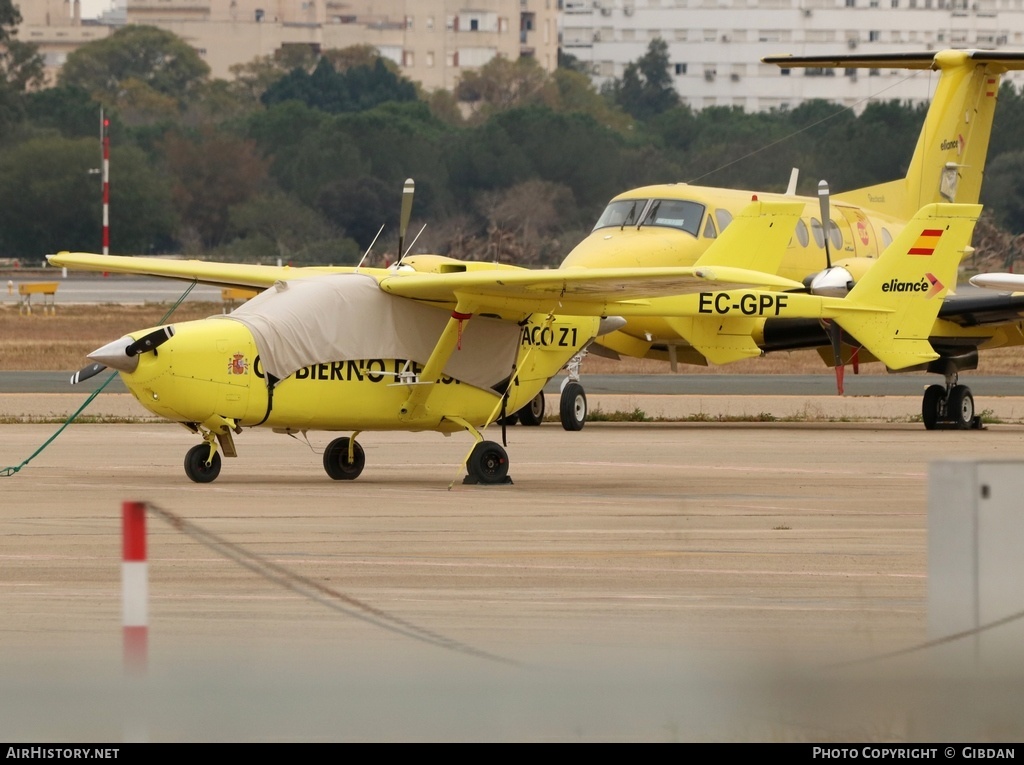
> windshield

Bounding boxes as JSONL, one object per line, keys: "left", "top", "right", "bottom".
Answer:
{"left": 592, "top": 199, "right": 646, "bottom": 230}
{"left": 592, "top": 198, "right": 706, "bottom": 237}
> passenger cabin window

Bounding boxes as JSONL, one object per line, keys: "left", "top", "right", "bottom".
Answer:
{"left": 810, "top": 217, "right": 825, "bottom": 248}
{"left": 828, "top": 220, "right": 844, "bottom": 251}
{"left": 795, "top": 218, "right": 810, "bottom": 247}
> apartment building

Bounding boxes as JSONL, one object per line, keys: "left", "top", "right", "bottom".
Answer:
{"left": 19, "top": 1, "right": 558, "bottom": 91}
{"left": 561, "top": 0, "right": 1024, "bottom": 111}
{"left": 20, "top": 1, "right": 116, "bottom": 82}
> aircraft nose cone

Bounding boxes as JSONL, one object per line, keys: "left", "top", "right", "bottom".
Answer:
{"left": 87, "top": 336, "right": 139, "bottom": 373}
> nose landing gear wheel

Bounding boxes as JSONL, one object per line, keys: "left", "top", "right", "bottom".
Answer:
{"left": 323, "top": 437, "right": 365, "bottom": 480}
{"left": 184, "top": 444, "right": 221, "bottom": 483}
{"left": 559, "top": 382, "right": 587, "bottom": 431}
{"left": 465, "top": 440, "right": 512, "bottom": 485}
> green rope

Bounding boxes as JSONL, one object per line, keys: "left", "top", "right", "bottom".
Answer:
{"left": 2, "top": 280, "right": 198, "bottom": 477}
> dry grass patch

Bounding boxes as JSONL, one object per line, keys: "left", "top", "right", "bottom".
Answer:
{"left": 0, "top": 302, "right": 221, "bottom": 371}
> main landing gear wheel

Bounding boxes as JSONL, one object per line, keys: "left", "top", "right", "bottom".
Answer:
{"left": 949, "top": 384, "right": 975, "bottom": 430}
{"left": 922, "top": 384, "right": 944, "bottom": 431}
{"left": 323, "top": 437, "right": 365, "bottom": 480}
{"left": 466, "top": 440, "right": 511, "bottom": 485}
{"left": 184, "top": 444, "right": 221, "bottom": 483}
{"left": 560, "top": 382, "right": 587, "bottom": 431}
{"left": 517, "top": 392, "right": 546, "bottom": 426}
{"left": 921, "top": 382, "right": 980, "bottom": 430}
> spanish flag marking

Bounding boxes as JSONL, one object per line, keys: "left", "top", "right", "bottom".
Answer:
{"left": 987, "top": 78, "right": 997, "bottom": 97}
{"left": 908, "top": 229, "right": 943, "bottom": 256}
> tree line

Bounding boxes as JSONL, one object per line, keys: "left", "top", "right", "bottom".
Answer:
{"left": 4, "top": 15, "right": 1024, "bottom": 267}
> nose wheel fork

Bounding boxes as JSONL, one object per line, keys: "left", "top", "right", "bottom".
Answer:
{"left": 184, "top": 438, "right": 221, "bottom": 483}
{"left": 182, "top": 422, "right": 237, "bottom": 483}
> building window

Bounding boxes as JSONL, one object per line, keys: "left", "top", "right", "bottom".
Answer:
{"left": 869, "top": 30, "right": 880, "bottom": 41}
{"left": 255, "top": 8, "right": 264, "bottom": 21}
{"left": 675, "top": 62, "right": 687, "bottom": 75}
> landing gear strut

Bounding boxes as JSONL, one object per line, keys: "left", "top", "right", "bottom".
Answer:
{"left": 922, "top": 373, "right": 981, "bottom": 430}
{"left": 559, "top": 350, "right": 588, "bottom": 431}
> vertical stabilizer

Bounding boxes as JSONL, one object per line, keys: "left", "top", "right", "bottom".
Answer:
{"left": 764, "top": 51, "right": 1024, "bottom": 221}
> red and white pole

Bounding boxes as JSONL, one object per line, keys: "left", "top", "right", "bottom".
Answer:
{"left": 122, "top": 501, "right": 148, "bottom": 673}
{"left": 101, "top": 109, "right": 110, "bottom": 256}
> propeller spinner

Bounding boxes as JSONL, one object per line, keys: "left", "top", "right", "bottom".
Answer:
{"left": 70, "top": 326, "right": 175, "bottom": 385}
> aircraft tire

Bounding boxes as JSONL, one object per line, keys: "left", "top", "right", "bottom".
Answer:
{"left": 560, "top": 382, "right": 587, "bottom": 431}
{"left": 517, "top": 392, "right": 546, "bottom": 426}
{"left": 922, "top": 384, "right": 945, "bottom": 430}
{"left": 949, "top": 385, "right": 975, "bottom": 430}
{"left": 468, "top": 441, "right": 509, "bottom": 484}
{"left": 184, "top": 444, "right": 221, "bottom": 484}
{"left": 323, "top": 437, "right": 365, "bottom": 480}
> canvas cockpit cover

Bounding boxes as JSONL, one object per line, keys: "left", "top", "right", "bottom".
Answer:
{"left": 217, "top": 273, "right": 521, "bottom": 389}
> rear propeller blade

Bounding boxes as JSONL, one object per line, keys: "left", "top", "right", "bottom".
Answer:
{"left": 70, "top": 362, "right": 107, "bottom": 385}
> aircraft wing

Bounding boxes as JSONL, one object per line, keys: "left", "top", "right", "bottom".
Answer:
{"left": 939, "top": 284, "right": 1024, "bottom": 327}
{"left": 45, "top": 252, "right": 351, "bottom": 290}
{"left": 378, "top": 265, "right": 805, "bottom": 316}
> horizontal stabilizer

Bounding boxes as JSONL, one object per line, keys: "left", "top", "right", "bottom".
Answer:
{"left": 668, "top": 316, "right": 762, "bottom": 365}
{"left": 827, "top": 203, "right": 981, "bottom": 370}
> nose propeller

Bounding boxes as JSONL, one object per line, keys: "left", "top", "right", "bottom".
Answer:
{"left": 70, "top": 326, "right": 175, "bottom": 385}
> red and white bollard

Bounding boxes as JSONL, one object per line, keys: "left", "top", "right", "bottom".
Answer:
{"left": 122, "top": 501, "right": 148, "bottom": 673}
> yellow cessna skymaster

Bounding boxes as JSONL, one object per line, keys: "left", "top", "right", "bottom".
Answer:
{"left": 561, "top": 49, "right": 1024, "bottom": 430}
{"left": 50, "top": 199, "right": 977, "bottom": 484}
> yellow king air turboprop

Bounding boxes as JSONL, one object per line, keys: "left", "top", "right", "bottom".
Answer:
{"left": 48, "top": 189, "right": 977, "bottom": 484}
{"left": 560, "top": 49, "right": 1024, "bottom": 430}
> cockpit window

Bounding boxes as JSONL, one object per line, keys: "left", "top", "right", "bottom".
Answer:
{"left": 592, "top": 198, "right": 706, "bottom": 237}
{"left": 592, "top": 199, "right": 646, "bottom": 230}
{"left": 702, "top": 214, "right": 717, "bottom": 239}
{"left": 642, "top": 199, "right": 705, "bottom": 237}
{"left": 714, "top": 208, "right": 733, "bottom": 233}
